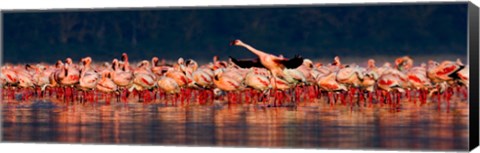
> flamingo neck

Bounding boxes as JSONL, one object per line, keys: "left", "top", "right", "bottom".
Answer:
{"left": 124, "top": 63, "right": 130, "bottom": 72}
{"left": 239, "top": 43, "right": 267, "bottom": 58}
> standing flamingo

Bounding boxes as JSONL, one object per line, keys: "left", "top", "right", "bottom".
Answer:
{"left": 213, "top": 69, "right": 244, "bottom": 104}
{"left": 78, "top": 57, "right": 100, "bottom": 102}
{"left": 244, "top": 70, "right": 271, "bottom": 103}
{"left": 336, "top": 65, "right": 365, "bottom": 105}
{"left": 111, "top": 57, "right": 134, "bottom": 101}
{"left": 96, "top": 71, "right": 118, "bottom": 103}
{"left": 317, "top": 71, "right": 348, "bottom": 105}
{"left": 130, "top": 60, "right": 157, "bottom": 102}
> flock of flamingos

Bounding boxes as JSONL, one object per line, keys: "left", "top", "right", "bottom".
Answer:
{"left": 0, "top": 39, "right": 470, "bottom": 108}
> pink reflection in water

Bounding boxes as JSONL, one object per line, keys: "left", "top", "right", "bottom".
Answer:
{"left": 1, "top": 97, "right": 469, "bottom": 151}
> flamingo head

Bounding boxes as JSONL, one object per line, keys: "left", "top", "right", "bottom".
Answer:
{"left": 332, "top": 56, "right": 341, "bottom": 66}
{"left": 65, "top": 58, "right": 73, "bottom": 65}
{"left": 55, "top": 60, "right": 64, "bottom": 68}
{"left": 178, "top": 57, "right": 185, "bottom": 65}
{"left": 121, "top": 53, "right": 128, "bottom": 62}
{"left": 456, "top": 58, "right": 464, "bottom": 66}
{"left": 137, "top": 60, "right": 150, "bottom": 68}
{"left": 186, "top": 59, "right": 198, "bottom": 70}
{"left": 25, "top": 64, "right": 35, "bottom": 71}
{"left": 229, "top": 39, "right": 242, "bottom": 46}
{"left": 213, "top": 56, "right": 219, "bottom": 62}
{"left": 103, "top": 62, "right": 111, "bottom": 68}
{"left": 152, "top": 57, "right": 159, "bottom": 66}
{"left": 367, "top": 59, "right": 375, "bottom": 68}
{"left": 395, "top": 56, "right": 413, "bottom": 71}
{"left": 111, "top": 59, "right": 119, "bottom": 70}
{"left": 303, "top": 59, "right": 314, "bottom": 69}
{"left": 81, "top": 57, "right": 92, "bottom": 66}
{"left": 64, "top": 63, "right": 69, "bottom": 70}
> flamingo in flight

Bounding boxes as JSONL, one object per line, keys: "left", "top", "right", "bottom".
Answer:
{"left": 229, "top": 39, "right": 304, "bottom": 80}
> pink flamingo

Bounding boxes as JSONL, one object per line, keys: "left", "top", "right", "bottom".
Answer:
{"left": 111, "top": 56, "right": 134, "bottom": 101}
{"left": 427, "top": 59, "right": 465, "bottom": 104}
{"left": 335, "top": 65, "right": 364, "bottom": 105}
{"left": 213, "top": 69, "right": 244, "bottom": 104}
{"left": 1, "top": 65, "right": 19, "bottom": 99}
{"left": 244, "top": 70, "right": 271, "bottom": 103}
{"left": 78, "top": 57, "right": 100, "bottom": 102}
{"left": 96, "top": 71, "right": 118, "bottom": 103}
{"left": 229, "top": 39, "right": 303, "bottom": 84}
{"left": 406, "top": 63, "right": 431, "bottom": 103}
{"left": 376, "top": 68, "right": 408, "bottom": 106}
{"left": 157, "top": 76, "right": 181, "bottom": 104}
{"left": 317, "top": 71, "right": 348, "bottom": 106}
{"left": 130, "top": 60, "right": 156, "bottom": 102}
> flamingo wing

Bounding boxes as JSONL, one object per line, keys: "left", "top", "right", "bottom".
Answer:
{"left": 447, "top": 64, "right": 466, "bottom": 80}
{"left": 276, "top": 55, "right": 304, "bottom": 69}
{"left": 229, "top": 56, "right": 265, "bottom": 68}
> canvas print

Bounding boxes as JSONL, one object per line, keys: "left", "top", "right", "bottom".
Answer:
{"left": 0, "top": 2, "right": 474, "bottom": 151}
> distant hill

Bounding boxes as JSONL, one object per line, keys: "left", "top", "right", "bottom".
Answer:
{"left": 2, "top": 3, "right": 468, "bottom": 64}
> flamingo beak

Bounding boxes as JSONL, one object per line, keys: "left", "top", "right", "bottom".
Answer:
{"left": 230, "top": 40, "right": 239, "bottom": 46}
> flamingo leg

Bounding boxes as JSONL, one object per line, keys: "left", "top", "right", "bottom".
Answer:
{"left": 368, "top": 91, "right": 373, "bottom": 107}
{"left": 328, "top": 92, "right": 334, "bottom": 107}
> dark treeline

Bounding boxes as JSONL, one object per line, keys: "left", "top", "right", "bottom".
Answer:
{"left": 3, "top": 3, "right": 468, "bottom": 64}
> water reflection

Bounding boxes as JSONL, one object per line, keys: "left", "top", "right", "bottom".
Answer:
{"left": 2, "top": 98, "right": 469, "bottom": 151}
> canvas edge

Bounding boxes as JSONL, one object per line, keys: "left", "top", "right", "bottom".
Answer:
{"left": 0, "top": 2, "right": 475, "bottom": 152}
{"left": 0, "top": 1, "right": 470, "bottom": 13}
{"left": 468, "top": 1, "right": 479, "bottom": 151}
{"left": 0, "top": 9, "right": 3, "bottom": 142}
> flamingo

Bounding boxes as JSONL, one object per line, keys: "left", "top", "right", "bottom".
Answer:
{"left": 426, "top": 59, "right": 465, "bottom": 104}
{"left": 244, "top": 70, "right": 271, "bottom": 103}
{"left": 213, "top": 68, "right": 244, "bottom": 104}
{"left": 1, "top": 65, "right": 19, "bottom": 99}
{"left": 40, "top": 61, "right": 64, "bottom": 97}
{"left": 358, "top": 67, "right": 379, "bottom": 105}
{"left": 151, "top": 57, "right": 164, "bottom": 78}
{"left": 269, "top": 75, "right": 294, "bottom": 106}
{"left": 130, "top": 60, "right": 157, "bottom": 102}
{"left": 57, "top": 58, "right": 80, "bottom": 101}
{"left": 336, "top": 65, "right": 365, "bottom": 105}
{"left": 96, "top": 71, "right": 118, "bottom": 103}
{"left": 111, "top": 55, "right": 134, "bottom": 101}
{"left": 32, "top": 64, "right": 52, "bottom": 94}
{"left": 15, "top": 65, "right": 35, "bottom": 100}
{"left": 186, "top": 59, "right": 214, "bottom": 88}
{"left": 376, "top": 65, "right": 409, "bottom": 106}
{"left": 405, "top": 63, "right": 431, "bottom": 103}
{"left": 229, "top": 39, "right": 303, "bottom": 81}
{"left": 78, "top": 57, "right": 100, "bottom": 102}
{"left": 296, "top": 59, "right": 316, "bottom": 85}
{"left": 316, "top": 71, "right": 348, "bottom": 105}
{"left": 157, "top": 76, "right": 181, "bottom": 104}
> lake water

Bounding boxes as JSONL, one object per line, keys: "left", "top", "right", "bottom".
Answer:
{"left": 1, "top": 94, "right": 469, "bottom": 151}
